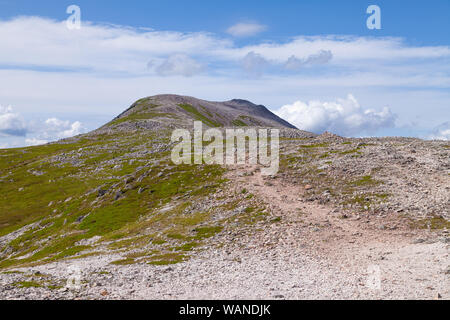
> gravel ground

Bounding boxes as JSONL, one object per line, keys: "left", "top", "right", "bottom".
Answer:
{"left": 1, "top": 230, "right": 448, "bottom": 300}
{"left": 1, "top": 164, "right": 448, "bottom": 300}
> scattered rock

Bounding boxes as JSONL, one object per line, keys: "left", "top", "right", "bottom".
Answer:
{"left": 114, "top": 191, "right": 123, "bottom": 201}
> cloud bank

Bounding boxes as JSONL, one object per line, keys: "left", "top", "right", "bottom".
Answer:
{"left": 0, "top": 16, "right": 449, "bottom": 145}
{"left": 241, "top": 51, "right": 269, "bottom": 77}
{"left": 155, "top": 54, "right": 204, "bottom": 77}
{"left": 1, "top": 17, "right": 449, "bottom": 77}
{"left": 284, "top": 50, "right": 333, "bottom": 70}
{"left": 226, "top": 22, "right": 267, "bottom": 37}
{"left": 275, "top": 95, "right": 397, "bottom": 136}
{"left": 0, "top": 105, "right": 85, "bottom": 146}
{"left": 0, "top": 105, "right": 27, "bottom": 136}
{"left": 42, "top": 118, "right": 85, "bottom": 139}
{"left": 428, "top": 122, "right": 450, "bottom": 141}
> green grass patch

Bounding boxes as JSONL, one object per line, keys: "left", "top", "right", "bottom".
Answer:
{"left": 193, "top": 226, "right": 223, "bottom": 240}
{"left": 148, "top": 252, "right": 186, "bottom": 265}
{"left": 12, "top": 280, "right": 43, "bottom": 288}
{"left": 178, "top": 104, "right": 221, "bottom": 127}
{"left": 175, "top": 242, "right": 200, "bottom": 251}
{"left": 352, "top": 175, "right": 379, "bottom": 186}
{"left": 232, "top": 119, "right": 248, "bottom": 127}
{"left": 410, "top": 216, "right": 450, "bottom": 230}
{"left": 299, "top": 143, "right": 329, "bottom": 148}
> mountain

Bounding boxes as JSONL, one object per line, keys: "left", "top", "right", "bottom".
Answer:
{"left": 96, "top": 94, "right": 296, "bottom": 135}
{"left": 0, "top": 95, "right": 448, "bottom": 300}
{"left": 0, "top": 94, "right": 306, "bottom": 270}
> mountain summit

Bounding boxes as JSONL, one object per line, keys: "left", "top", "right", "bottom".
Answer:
{"left": 105, "top": 94, "right": 296, "bottom": 130}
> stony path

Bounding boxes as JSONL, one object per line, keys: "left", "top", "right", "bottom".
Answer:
{"left": 222, "top": 165, "right": 450, "bottom": 299}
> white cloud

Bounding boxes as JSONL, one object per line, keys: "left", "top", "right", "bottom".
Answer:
{"left": 155, "top": 54, "right": 204, "bottom": 77}
{"left": 0, "top": 17, "right": 449, "bottom": 80}
{"left": 0, "top": 104, "right": 86, "bottom": 147}
{"left": 43, "top": 118, "right": 85, "bottom": 139}
{"left": 284, "top": 50, "right": 333, "bottom": 70}
{"left": 232, "top": 36, "right": 450, "bottom": 64}
{"left": 241, "top": 51, "right": 269, "bottom": 77}
{"left": 428, "top": 122, "right": 450, "bottom": 140}
{"left": 25, "top": 137, "right": 48, "bottom": 146}
{"left": 275, "top": 94, "right": 397, "bottom": 136}
{"left": 240, "top": 49, "right": 333, "bottom": 74}
{"left": 0, "top": 17, "right": 231, "bottom": 74}
{"left": 226, "top": 22, "right": 267, "bottom": 37}
{"left": 0, "top": 105, "right": 27, "bottom": 136}
{"left": 23, "top": 118, "right": 85, "bottom": 147}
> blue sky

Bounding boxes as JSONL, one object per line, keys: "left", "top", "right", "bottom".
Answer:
{"left": 1, "top": 0, "right": 449, "bottom": 45}
{"left": 0, "top": 0, "right": 449, "bottom": 147}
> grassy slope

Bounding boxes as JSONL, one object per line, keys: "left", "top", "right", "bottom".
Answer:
{"left": 0, "top": 112, "right": 271, "bottom": 269}
{"left": 0, "top": 95, "right": 284, "bottom": 269}
{"left": 0, "top": 128, "right": 227, "bottom": 268}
